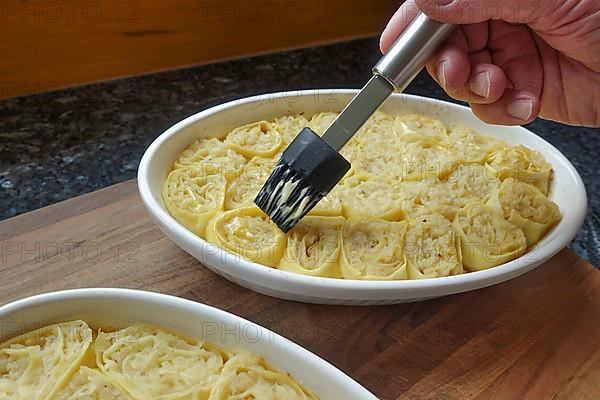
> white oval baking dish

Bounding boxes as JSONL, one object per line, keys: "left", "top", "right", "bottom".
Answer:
{"left": 0, "top": 288, "right": 377, "bottom": 399}
{"left": 138, "top": 90, "right": 587, "bottom": 305}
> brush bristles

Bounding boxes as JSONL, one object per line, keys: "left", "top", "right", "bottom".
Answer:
{"left": 254, "top": 162, "right": 324, "bottom": 232}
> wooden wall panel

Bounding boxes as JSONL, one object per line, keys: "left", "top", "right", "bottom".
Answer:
{"left": 0, "top": 0, "right": 399, "bottom": 98}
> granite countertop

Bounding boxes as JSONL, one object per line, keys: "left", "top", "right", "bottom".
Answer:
{"left": 1, "top": 37, "right": 598, "bottom": 266}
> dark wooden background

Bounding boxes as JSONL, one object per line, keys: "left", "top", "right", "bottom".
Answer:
{"left": 1, "top": 0, "right": 399, "bottom": 98}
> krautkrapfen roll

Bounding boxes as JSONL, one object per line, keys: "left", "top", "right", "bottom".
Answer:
{"left": 338, "top": 174, "right": 405, "bottom": 221}
{"left": 307, "top": 112, "right": 338, "bottom": 135}
{"left": 206, "top": 207, "right": 286, "bottom": 267}
{"left": 208, "top": 352, "right": 317, "bottom": 400}
{"left": 279, "top": 216, "right": 344, "bottom": 278}
{"left": 224, "top": 156, "right": 276, "bottom": 210}
{"left": 163, "top": 167, "right": 226, "bottom": 236}
{"left": 0, "top": 320, "right": 92, "bottom": 400}
{"left": 173, "top": 137, "right": 246, "bottom": 179}
{"left": 393, "top": 113, "right": 448, "bottom": 143}
{"left": 224, "top": 121, "right": 282, "bottom": 158}
{"left": 444, "top": 125, "right": 506, "bottom": 163}
{"left": 352, "top": 142, "right": 404, "bottom": 180}
{"left": 404, "top": 214, "right": 463, "bottom": 279}
{"left": 486, "top": 145, "right": 552, "bottom": 195}
{"left": 398, "top": 138, "right": 458, "bottom": 182}
{"left": 341, "top": 218, "right": 408, "bottom": 280}
{"left": 274, "top": 114, "right": 310, "bottom": 145}
{"left": 453, "top": 202, "right": 527, "bottom": 270}
{"left": 353, "top": 111, "right": 395, "bottom": 143}
{"left": 307, "top": 185, "right": 343, "bottom": 217}
{"left": 54, "top": 366, "right": 132, "bottom": 400}
{"left": 95, "top": 324, "right": 229, "bottom": 400}
{"left": 486, "top": 178, "right": 561, "bottom": 246}
{"left": 401, "top": 163, "right": 501, "bottom": 220}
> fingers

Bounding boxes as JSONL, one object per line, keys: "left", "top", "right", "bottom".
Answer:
{"left": 487, "top": 21, "right": 544, "bottom": 96}
{"left": 380, "top": 1, "right": 543, "bottom": 125}
{"left": 425, "top": 30, "right": 470, "bottom": 88}
{"left": 467, "top": 64, "right": 508, "bottom": 103}
{"left": 470, "top": 88, "right": 541, "bottom": 125}
{"left": 380, "top": 0, "right": 420, "bottom": 53}
{"left": 469, "top": 49, "right": 492, "bottom": 65}
{"left": 425, "top": 28, "right": 507, "bottom": 104}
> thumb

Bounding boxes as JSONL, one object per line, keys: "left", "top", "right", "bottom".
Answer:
{"left": 415, "top": 0, "right": 540, "bottom": 24}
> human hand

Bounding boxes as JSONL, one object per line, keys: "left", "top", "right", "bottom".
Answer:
{"left": 381, "top": 0, "right": 600, "bottom": 127}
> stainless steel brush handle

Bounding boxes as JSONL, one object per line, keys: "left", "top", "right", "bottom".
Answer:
{"left": 373, "top": 12, "right": 455, "bottom": 91}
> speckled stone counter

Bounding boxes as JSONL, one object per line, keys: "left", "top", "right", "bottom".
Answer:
{"left": 0, "top": 37, "right": 598, "bottom": 265}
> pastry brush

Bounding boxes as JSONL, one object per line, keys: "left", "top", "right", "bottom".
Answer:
{"left": 255, "top": 13, "right": 455, "bottom": 232}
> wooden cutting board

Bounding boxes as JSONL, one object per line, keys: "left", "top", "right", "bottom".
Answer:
{"left": 0, "top": 180, "right": 598, "bottom": 399}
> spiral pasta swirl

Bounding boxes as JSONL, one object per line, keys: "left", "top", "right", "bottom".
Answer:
{"left": 208, "top": 353, "right": 317, "bottom": 400}
{"left": 405, "top": 214, "right": 463, "bottom": 279}
{"left": 486, "top": 178, "right": 561, "bottom": 246}
{"left": 0, "top": 320, "right": 92, "bottom": 400}
{"left": 341, "top": 218, "right": 408, "bottom": 280}
{"left": 206, "top": 207, "right": 286, "bottom": 267}
{"left": 163, "top": 167, "right": 226, "bottom": 236}
{"left": 95, "top": 324, "right": 228, "bottom": 400}
{"left": 453, "top": 202, "right": 527, "bottom": 270}
{"left": 279, "top": 216, "right": 344, "bottom": 278}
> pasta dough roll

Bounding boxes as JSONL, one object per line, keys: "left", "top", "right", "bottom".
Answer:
{"left": 397, "top": 180, "right": 455, "bottom": 220}
{"left": 95, "top": 324, "right": 229, "bottom": 400}
{"left": 353, "top": 142, "right": 405, "bottom": 180}
{"left": 453, "top": 202, "right": 527, "bottom": 270}
{"left": 404, "top": 214, "right": 463, "bottom": 279}
{"left": 442, "top": 163, "right": 501, "bottom": 205}
{"left": 444, "top": 125, "right": 506, "bottom": 163}
{"left": 399, "top": 139, "right": 458, "bottom": 181}
{"left": 206, "top": 207, "right": 286, "bottom": 267}
{"left": 486, "top": 145, "right": 552, "bottom": 195}
{"left": 0, "top": 320, "right": 92, "bottom": 400}
{"left": 279, "top": 216, "right": 344, "bottom": 278}
{"left": 224, "top": 157, "right": 276, "bottom": 210}
{"left": 399, "top": 164, "right": 501, "bottom": 220}
{"left": 209, "top": 352, "right": 316, "bottom": 400}
{"left": 307, "top": 186, "right": 343, "bottom": 217}
{"left": 339, "top": 137, "right": 361, "bottom": 165}
{"left": 486, "top": 178, "right": 561, "bottom": 246}
{"left": 338, "top": 174, "right": 405, "bottom": 221}
{"left": 308, "top": 112, "right": 338, "bottom": 135}
{"left": 353, "top": 111, "right": 395, "bottom": 143}
{"left": 341, "top": 218, "right": 408, "bottom": 280}
{"left": 274, "top": 114, "right": 310, "bottom": 144}
{"left": 174, "top": 137, "right": 246, "bottom": 178}
{"left": 54, "top": 367, "right": 133, "bottom": 400}
{"left": 224, "top": 121, "right": 282, "bottom": 158}
{"left": 393, "top": 113, "right": 448, "bottom": 142}
{"left": 163, "top": 167, "right": 226, "bottom": 236}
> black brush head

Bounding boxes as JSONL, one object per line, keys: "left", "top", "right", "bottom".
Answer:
{"left": 254, "top": 128, "right": 350, "bottom": 232}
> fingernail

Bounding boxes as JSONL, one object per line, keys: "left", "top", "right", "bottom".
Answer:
{"left": 437, "top": 62, "right": 447, "bottom": 87}
{"left": 469, "top": 71, "right": 491, "bottom": 98}
{"left": 507, "top": 99, "right": 534, "bottom": 121}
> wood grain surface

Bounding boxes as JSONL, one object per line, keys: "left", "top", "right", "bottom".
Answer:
{"left": 0, "top": 180, "right": 599, "bottom": 399}
{"left": 1, "top": 0, "right": 398, "bottom": 98}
